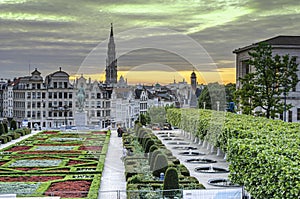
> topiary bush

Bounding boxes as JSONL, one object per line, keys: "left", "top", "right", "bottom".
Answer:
{"left": 163, "top": 167, "right": 179, "bottom": 198}
{"left": 10, "top": 119, "right": 17, "bottom": 131}
{"left": 144, "top": 139, "right": 155, "bottom": 153}
{"left": 148, "top": 145, "right": 158, "bottom": 162}
{"left": 3, "top": 122, "right": 8, "bottom": 134}
{"left": 152, "top": 153, "right": 169, "bottom": 177}
{"left": 0, "top": 123, "right": 4, "bottom": 136}
{"left": 149, "top": 150, "right": 162, "bottom": 171}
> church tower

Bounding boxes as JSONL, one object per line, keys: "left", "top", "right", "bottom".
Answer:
{"left": 191, "top": 70, "right": 197, "bottom": 91}
{"left": 105, "top": 23, "right": 118, "bottom": 85}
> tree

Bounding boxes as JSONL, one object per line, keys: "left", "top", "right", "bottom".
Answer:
{"left": 198, "top": 82, "right": 226, "bottom": 110}
{"left": 137, "top": 112, "right": 151, "bottom": 126}
{"left": 235, "top": 43, "right": 298, "bottom": 118}
{"left": 148, "top": 106, "right": 166, "bottom": 126}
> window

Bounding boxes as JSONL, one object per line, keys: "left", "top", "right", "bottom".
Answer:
{"left": 54, "top": 82, "right": 57, "bottom": 88}
{"left": 69, "top": 93, "right": 72, "bottom": 98}
{"left": 64, "top": 82, "right": 68, "bottom": 88}
{"left": 48, "top": 92, "right": 52, "bottom": 99}
{"left": 59, "top": 92, "right": 62, "bottom": 99}
{"left": 64, "top": 92, "right": 68, "bottom": 99}
{"left": 54, "top": 92, "right": 57, "bottom": 99}
{"left": 297, "top": 108, "right": 300, "bottom": 121}
{"left": 288, "top": 110, "right": 293, "bottom": 122}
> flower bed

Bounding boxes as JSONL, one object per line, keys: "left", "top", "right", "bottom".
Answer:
{"left": 43, "top": 131, "right": 58, "bottom": 134}
{"left": 92, "top": 131, "right": 107, "bottom": 135}
{"left": 0, "top": 129, "right": 111, "bottom": 199}
{"left": 0, "top": 182, "right": 41, "bottom": 195}
{"left": 9, "top": 159, "right": 62, "bottom": 167}
{"left": 6, "top": 146, "right": 32, "bottom": 152}
{"left": 45, "top": 180, "right": 91, "bottom": 198}
{"left": 79, "top": 146, "right": 102, "bottom": 151}
{"left": 0, "top": 176, "right": 63, "bottom": 182}
{"left": 19, "top": 151, "right": 80, "bottom": 154}
{"left": 34, "top": 146, "right": 75, "bottom": 151}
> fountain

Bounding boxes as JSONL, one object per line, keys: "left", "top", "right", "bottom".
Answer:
{"left": 163, "top": 137, "right": 184, "bottom": 141}
{"left": 208, "top": 178, "right": 240, "bottom": 187}
{"left": 167, "top": 141, "right": 190, "bottom": 145}
{"left": 194, "top": 166, "right": 229, "bottom": 173}
{"left": 179, "top": 151, "right": 205, "bottom": 156}
{"left": 172, "top": 146, "right": 198, "bottom": 150}
{"left": 185, "top": 158, "right": 217, "bottom": 164}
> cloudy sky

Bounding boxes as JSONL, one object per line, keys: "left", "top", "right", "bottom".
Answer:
{"left": 1, "top": 0, "right": 300, "bottom": 84}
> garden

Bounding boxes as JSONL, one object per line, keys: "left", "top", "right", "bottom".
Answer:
{"left": 167, "top": 108, "right": 300, "bottom": 199}
{"left": 122, "top": 124, "right": 205, "bottom": 199}
{"left": 0, "top": 129, "right": 110, "bottom": 199}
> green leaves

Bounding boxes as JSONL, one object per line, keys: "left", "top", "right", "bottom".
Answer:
{"left": 236, "top": 42, "right": 299, "bottom": 118}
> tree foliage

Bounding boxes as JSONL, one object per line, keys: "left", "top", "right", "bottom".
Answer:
{"left": 235, "top": 43, "right": 298, "bottom": 118}
{"left": 148, "top": 106, "right": 166, "bottom": 125}
{"left": 198, "top": 82, "right": 226, "bottom": 111}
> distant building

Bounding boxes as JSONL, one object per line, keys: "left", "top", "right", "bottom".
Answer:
{"left": 233, "top": 35, "right": 300, "bottom": 122}
{"left": 74, "top": 75, "right": 112, "bottom": 128}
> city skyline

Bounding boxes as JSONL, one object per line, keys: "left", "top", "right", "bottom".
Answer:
{"left": 1, "top": 0, "right": 300, "bottom": 84}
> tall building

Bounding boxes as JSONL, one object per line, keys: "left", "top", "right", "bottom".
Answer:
{"left": 233, "top": 35, "right": 300, "bottom": 122}
{"left": 105, "top": 23, "right": 118, "bottom": 85}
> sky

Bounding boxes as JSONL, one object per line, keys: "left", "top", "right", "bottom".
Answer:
{"left": 1, "top": 0, "right": 300, "bottom": 85}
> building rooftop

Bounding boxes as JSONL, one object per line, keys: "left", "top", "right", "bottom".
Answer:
{"left": 233, "top": 35, "right": 300, "bottom": 53}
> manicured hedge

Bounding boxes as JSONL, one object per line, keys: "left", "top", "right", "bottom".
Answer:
{"left": 167, "top": 108, "right": 300, "bottom": 199}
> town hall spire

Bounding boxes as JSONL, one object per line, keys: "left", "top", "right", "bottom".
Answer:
{"left": 105, "top": 23, "right": 117, "bottom": 85}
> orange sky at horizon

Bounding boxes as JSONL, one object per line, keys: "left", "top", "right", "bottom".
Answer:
{"left": 70, "top": 67, "right": 236, "bottom": 85}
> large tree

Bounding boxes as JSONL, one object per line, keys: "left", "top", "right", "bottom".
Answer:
{"left": 198, "top": 82, "right": 226, "bottom": 111}
{"left": 235, "top": 42, "right": 298, "bottom": 119}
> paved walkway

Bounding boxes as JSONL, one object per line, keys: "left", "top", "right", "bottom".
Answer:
{"left": 0, "top": 130, "right": 40, "bottom": 150}
{"left": 98, "top": 130, "right": 126, "bottom": 199}
{"left": 153, "top": 129, "right": 230, "bottom": 189}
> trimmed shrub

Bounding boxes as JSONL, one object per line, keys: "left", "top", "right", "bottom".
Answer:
{"left": 152, "top": 154, "right": 168, "bottom": 177}
{"left": 0, "top": 123, "right": 4, "bottom": 136}
{"left": 148, "top": 145, "right": 158, "bottom": 162}
{"left": 3, "top": 122, "right": 8, "bottom": 133}
{"left": 10, "top": 120, "right": 17, "bottom": 131}
{"left": 163, "top": 167, "right": 179, "bottom": 198}
{"left": 144, "top": 139, "right": 155, "bottom": 153}
{"left": 149, "top": 150, "right": 162, "bottom": 171}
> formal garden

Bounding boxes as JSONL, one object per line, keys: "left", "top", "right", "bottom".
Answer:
{"left": 166, "top": 108, "right": 300, "bottom": 199}
{"left": 0, "top": 129, "right": 110, "bottom": 199}
{"left": 122, "top": 124, "right": 205, "bottom": 199}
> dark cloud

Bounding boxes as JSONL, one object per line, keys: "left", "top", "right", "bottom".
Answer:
{"left": 0, "top": 0, "right": 299, "bottom": 81}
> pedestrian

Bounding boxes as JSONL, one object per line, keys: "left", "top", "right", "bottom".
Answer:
{"left": 117, "top": 126, "right": 123, "bottom": 137}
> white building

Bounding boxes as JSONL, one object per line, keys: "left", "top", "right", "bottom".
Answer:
{"left": 233, "top": 35, "right": 300, "bottom": 122}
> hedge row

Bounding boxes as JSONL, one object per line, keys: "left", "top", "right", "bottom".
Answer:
{"left": 166, "top": 108, "right": 300, "bottom": 199}
{"left": 0, "top": 128, "right": 31, "bottom": 144}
